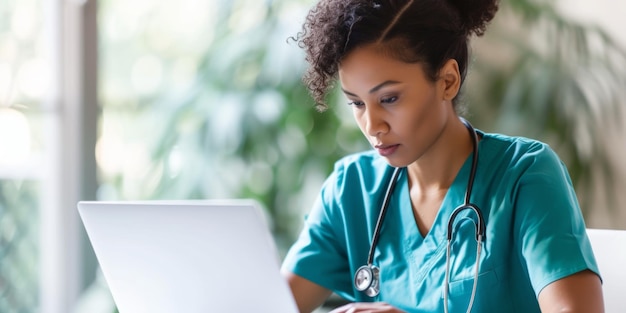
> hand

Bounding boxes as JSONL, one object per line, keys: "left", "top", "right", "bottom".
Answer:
{"left": 328, "top": 302, "right": 406, "bottom": 313}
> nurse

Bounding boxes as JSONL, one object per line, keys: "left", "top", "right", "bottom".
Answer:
{"left": 281, "top": 0, "right": 604, "bottom": 312}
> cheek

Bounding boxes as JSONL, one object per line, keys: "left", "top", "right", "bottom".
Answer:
{"left": 352, "top": 109, "right": 368, "bottom": 132}
{"left": 398, "top": 92, "right": 444, "bottom": 134}
{"left": 395, "top": 115, "right": 423, "bottom": 139}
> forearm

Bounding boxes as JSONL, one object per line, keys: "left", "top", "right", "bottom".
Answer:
{"left": 283, "top": 271, "right": 332, "bottom": 313}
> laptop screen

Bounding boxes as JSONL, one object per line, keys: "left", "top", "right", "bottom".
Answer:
{"left": 78, "top": 200, "right": 298, "bottom": 313}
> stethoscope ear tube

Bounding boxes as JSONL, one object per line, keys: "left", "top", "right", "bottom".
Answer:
{"left": 446, "top": 204, "right": 486, "bottom": 241}
{"left": 447, "top": 118, "right": 486, "bottom": 242}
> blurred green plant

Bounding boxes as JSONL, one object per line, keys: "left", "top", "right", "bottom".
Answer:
{"left": 468, "top": 0, "right": 626, "bottom": 214}
{"left": 129, "top": 1, "right": 368, "bottom": 249}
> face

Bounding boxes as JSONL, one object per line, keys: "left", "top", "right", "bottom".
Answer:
{"left": 338, "top": 43, "right": 458, "bottom": 167}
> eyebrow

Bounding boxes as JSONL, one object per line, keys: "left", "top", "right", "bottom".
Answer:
{"left": 342, "top": 80, "right": 401, "bottom": 97}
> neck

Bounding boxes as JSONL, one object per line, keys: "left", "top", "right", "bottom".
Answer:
{"left": 406, "top": 118, "right": 475, "bottom": 194}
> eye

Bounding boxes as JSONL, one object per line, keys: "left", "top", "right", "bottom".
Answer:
{"left": 348, "top": 100, "right": 365, "bottom": 107}
{"left": 381, "top": 95, "right": 398, "bottom": 104}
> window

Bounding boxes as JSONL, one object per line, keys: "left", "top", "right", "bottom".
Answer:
{"left": 0, "top": 0, "right": 98, "bottom": 312}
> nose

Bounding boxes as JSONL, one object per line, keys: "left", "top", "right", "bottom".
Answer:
{"left": 362, "top": 105, "right": 388, "bottom": 137}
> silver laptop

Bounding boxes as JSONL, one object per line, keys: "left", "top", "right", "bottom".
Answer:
{"left": 78, "top": 200, "right": 298, "bottom": 313}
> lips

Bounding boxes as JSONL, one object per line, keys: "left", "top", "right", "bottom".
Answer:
{"left": 374, "top": 144, "right": 399, "bottom": 156}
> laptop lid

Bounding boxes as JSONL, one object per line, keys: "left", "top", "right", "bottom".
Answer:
{"left": 78, "top": 200, "right": 298, "bottom": 313}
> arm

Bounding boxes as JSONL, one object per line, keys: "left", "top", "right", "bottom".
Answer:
{"left": 283, "top": 271, "right": 333, "bottom": 313}
{"left": 509, "top": 144, "right": 603, "bottom": 312}
{"left": 538, "top": 270, "right": 604, "bottom": 313}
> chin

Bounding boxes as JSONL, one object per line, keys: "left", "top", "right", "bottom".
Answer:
{"left": 382, "top": 156, "right": 411, "bottom": 168}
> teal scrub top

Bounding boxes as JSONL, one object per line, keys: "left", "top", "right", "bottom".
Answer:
{"left": 281, "top": 131, "right": 600, "bottom": 313}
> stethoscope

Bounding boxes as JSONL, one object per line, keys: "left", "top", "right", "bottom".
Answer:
{"left": 353, "top": 118, "right": 486, "bottom": 313}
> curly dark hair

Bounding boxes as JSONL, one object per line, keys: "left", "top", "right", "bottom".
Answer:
{"left": 295, "top": 0, "right": 499, "bottom": 111}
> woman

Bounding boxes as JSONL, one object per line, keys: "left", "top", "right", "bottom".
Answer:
{"left": 280, "top": 0, "right": 604, "bottom": 312}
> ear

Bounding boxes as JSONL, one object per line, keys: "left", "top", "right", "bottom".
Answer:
{"left": 438, "top": 59, "right": 461, "bottom": 101}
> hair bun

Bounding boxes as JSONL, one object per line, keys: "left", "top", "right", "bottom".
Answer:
{"left": 447, "top": 0, "right": 499, "bottom": 36}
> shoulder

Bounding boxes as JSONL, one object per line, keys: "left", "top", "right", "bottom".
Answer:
{"left": 329, "top": 150, "right": 392, "bottom": 189}
{"left": 480, "top": 131, "right": 554, "bottom": 158}
{"left": 474, "top": 130, "right": 576, "bottom": 202}
{"left": 478, "top": 131, "right": 565, "bottom": 175}
{"left": 318, "top": 150, "right": 394, "bottom": 212}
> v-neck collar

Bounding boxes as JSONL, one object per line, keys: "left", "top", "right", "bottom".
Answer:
{"left": 393, "top": 148, "right": 477, "bottom": 252}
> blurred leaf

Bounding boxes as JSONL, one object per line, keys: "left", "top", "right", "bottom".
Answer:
{"left": 470, "top": 0, "right": 626, "bottom": 215}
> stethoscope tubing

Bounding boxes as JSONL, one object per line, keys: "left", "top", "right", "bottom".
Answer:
{"left": 366, "top": 166, "right": 403, "bottom": 265}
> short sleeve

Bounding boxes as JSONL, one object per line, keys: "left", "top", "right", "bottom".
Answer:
{"left": 512, "top": 143, "right": 600, "bottom": 295}
{"left": 280, "top": 167, "right": 355, "bottom": 298}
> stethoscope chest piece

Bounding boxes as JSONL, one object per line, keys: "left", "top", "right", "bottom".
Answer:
{"left": 354, "top": 264, "right": 380, "bottom": 297}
